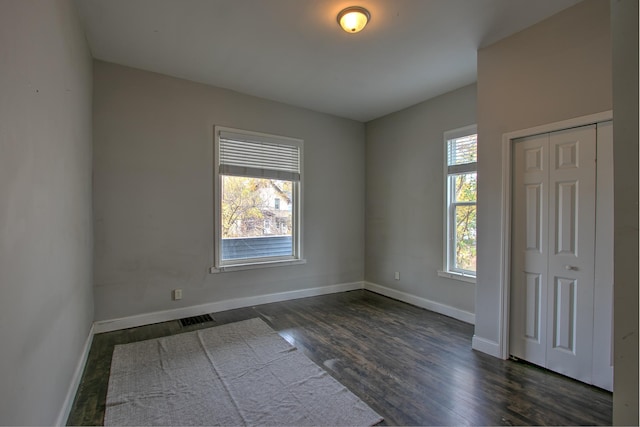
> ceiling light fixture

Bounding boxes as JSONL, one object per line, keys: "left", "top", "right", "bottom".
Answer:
{"left": 337, "top": 6, "right": 370, "bottom": 34}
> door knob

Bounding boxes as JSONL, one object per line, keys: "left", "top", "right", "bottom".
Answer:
{"left": 564, "top": 265, "right": 578, "bottom": 271}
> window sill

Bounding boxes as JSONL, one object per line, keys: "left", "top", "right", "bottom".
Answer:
{"left": 210, "top": 258, "right": 306, "bottom": 274}
{"left": 437, "top": 270, "right": 476, "bottom": 284}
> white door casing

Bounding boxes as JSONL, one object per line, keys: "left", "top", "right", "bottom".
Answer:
{"left": 592, "top": 120, "right": 614, "bottom": 391}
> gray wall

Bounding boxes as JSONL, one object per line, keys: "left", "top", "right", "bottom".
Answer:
{"left": 0, "top": 0, "right": 94, "bottom": 425}
{"left": 365, "top": 84, "right": 477, "bottom": 314}
{"left": 93, "top": 61, "right": 365, "bottom": 321}
{"left": 611, "top": 0, "right": 639, "bottom": 423}
{"left": 474, "top": 0, "right": 611, "bottom": 347}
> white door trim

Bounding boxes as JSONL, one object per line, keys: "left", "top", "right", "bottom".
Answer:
{"left": 498, "top": 111, "right": 613, "bottom": 360}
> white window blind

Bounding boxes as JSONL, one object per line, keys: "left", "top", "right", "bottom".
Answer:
{"left": 447, "top": 134, "right": 477, "bottom": 174}
{"left": 218, "top": 131, "right": 301, "bottom": 181}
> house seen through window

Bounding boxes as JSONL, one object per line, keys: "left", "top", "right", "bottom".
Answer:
{"left": 214, "top": 127, "right": 303, "bottom": 270}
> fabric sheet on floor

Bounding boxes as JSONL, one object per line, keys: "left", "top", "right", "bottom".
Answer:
{"left": 105, "top": 317, "right": 383, "bottom": 426}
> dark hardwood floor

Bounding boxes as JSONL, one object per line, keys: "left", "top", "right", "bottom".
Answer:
{"left": 67, "top": 290, "right": 612, "bottom": 426}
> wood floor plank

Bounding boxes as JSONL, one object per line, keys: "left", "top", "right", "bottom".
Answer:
{"left": 67, "top": 290, "right": 612, "bottom": 426}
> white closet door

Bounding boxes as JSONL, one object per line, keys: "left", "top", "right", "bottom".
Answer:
{"left": 510, "top": 124, "right": 598, "bottom": 385}
{"left": 545, "top": 125, "right": 596, "bottom": 383}
{"left": 510, "top": 134, "right": 549, "bottom": 367}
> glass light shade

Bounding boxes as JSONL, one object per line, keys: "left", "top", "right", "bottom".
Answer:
{"left": 337, "top": 7, "right": 370, "bottom": 33}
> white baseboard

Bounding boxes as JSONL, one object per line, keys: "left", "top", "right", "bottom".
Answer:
{"left": 94, "top": 281, "right": 365, "bottom": 334}
{"left": 364, "top": 281, "right": 475, "bottom": 324}
{"left": 471, "top": 335, "right": 503, "bottom": 358}
{"left": 55, "top": 323, "right": 95, "bottom": 426}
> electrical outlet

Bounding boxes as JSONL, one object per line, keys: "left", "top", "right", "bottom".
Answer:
{"left": 394, "top": 272, "right": 400, "bottom": 280}
{"left": 173, "top": 289, "right": 183, "bottom": 300}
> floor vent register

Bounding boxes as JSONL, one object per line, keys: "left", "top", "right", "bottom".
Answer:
{"left": 179, "top": 314, "right": 214, "bottom": 327}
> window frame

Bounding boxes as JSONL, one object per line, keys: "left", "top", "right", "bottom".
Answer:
{"left": 211, "top": 126, "right": 305, "bottom": 273}
{"left": 440, "top": 125, "right": 477, "bottom": 283}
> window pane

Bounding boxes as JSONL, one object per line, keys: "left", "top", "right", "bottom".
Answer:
{"left": 221, "top": 176, "right": 293, "bottom": 261}
{"left": 452, "top": 172, "right": 477, "bottom": 202}
{"left": 448, "top": 134, "right": 477, "bottom": 166}
{"left": 454, "top": 204, "right": 476, "bottom": 272}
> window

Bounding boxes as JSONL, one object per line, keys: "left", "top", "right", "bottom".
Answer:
{"left": 213, "top": 127, "right": 304, "bottom": 271}
{"left": 442, "top": 125, "right": 477, "bottom": 281}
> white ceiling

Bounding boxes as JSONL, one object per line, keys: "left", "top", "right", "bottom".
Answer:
{"left": 75, "top": 0, "right": 582, "bottom": 122}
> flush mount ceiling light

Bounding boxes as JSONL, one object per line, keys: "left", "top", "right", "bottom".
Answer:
{"left": 337, "top": 6, "right": 370, "bottom": 33}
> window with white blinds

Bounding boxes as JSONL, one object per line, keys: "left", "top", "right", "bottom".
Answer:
{"left": 213, "top": 126, "right": 304, "bottom": 271}
{"left": 442, "top": 125, "right": 477, "bottom": 281}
